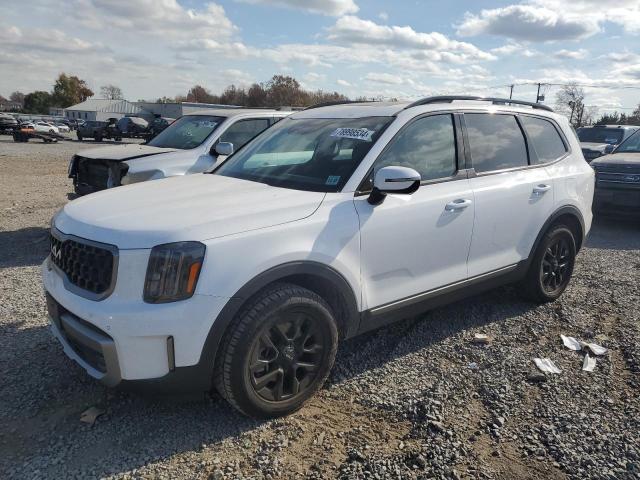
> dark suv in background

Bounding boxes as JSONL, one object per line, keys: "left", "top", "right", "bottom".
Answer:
{"left": 577, "top": 125, "right": 639, "bottom": 162}
{"left": 591, "top": 129, "right": 640, "bottom": 217}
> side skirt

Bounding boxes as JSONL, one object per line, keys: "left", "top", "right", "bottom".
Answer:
{"left": 357, "top": 261, "right": 528, "bottom": 335}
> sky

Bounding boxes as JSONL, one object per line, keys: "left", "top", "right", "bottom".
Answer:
{"left": 2, "top": 0, "right": 640, "bottom": 112}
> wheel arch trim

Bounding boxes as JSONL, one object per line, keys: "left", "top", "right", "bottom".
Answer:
{"left": 196, "top": 261, "right": 361, "bottom": 388}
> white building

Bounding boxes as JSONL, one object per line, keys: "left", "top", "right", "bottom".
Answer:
{"left": 63, "top": 98, "right": 148, "bottom": 122}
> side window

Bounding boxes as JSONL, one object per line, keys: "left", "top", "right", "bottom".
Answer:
{"left": 374, "top": 114, "right": 457, "bottom": 181}
{"left": 465, "top": 114, "right": 528, "bottom": 173}
{"left": 219, "top": 118, "right": 271, "bottom": 149}
{"left": 520, "top": 116, "right": 567, "bottom": 164}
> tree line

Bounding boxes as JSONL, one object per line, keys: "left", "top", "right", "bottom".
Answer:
{"left": 156, "top": 75, "right": 351, "bottom": 108}
{"left": 555, "top": 83, "right": 640, "bottom": 127}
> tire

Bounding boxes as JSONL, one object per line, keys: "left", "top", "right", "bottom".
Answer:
{"left": 94, "top": 133, "right": 102, "bottom": 142}
{"left": 214, "top": 283, "right": 338, "bottom": 418}
{"left": 77, "top": 132, "right": 83, "bottom": 141}
{"left": 521, "top": 224, "right": 576, "bottom": 303}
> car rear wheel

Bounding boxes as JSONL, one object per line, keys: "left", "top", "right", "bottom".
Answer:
{"left": 94, "top": 133, "right": 102, "bottom": 142}
{"left": 521, "top": 224, "right": 576, "bottom": 303}
{"left": 77, "top": 132, "right": 83, "bottom": 141}
{"left": 214, "top": 283, "right": 338, "bottom": 418}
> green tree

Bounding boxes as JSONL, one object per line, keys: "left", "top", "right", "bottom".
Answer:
{"left": 23, "top": 91, "right": 53, "bottom": 113}
{"left": 51, "top": 73, "right": 93, "bottom": 107}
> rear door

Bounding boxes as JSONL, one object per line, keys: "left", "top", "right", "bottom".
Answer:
{"left": 464, "top": 113, "right": 557, "bottom": 277}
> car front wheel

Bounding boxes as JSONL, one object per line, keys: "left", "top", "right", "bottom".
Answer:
{"left": 214, "top": 283, "right": 338, "bottom": 418}
{"left": 522, "top": 224, "right": 576, "bottom": 303}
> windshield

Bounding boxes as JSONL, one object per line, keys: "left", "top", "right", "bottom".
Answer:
{"left": 215, "top": 116, "right": 393, "bottom": 192}
{"left": 577, "top": 127, "right": 624, "bottom": 145}
{"left": 614, "top": 129, "right": 640, "bottom": 153}
{"left": 147, "top": 115, "right": 225, "bottom": 149}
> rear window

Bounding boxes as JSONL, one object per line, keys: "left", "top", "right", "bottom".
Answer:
{"left": 465, "top": 114, "right": 528, "bottom": 173}
{"left": 520, "top": 116, "right": 567, "bottom": 164}
{"left": 577, "top": 127, "right": 624, "bottom": 145}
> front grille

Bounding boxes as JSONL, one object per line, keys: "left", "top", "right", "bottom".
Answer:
{"left": 594, "top": 164, "right": 640, "bottom": 188}
{"left": 50, "top": 232, "right": 116, "bottom": 296}
{"left": 76, "top": 157, "right": 110, "bottom": 191}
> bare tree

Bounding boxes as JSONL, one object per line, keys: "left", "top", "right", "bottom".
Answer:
{"left": 555, "top": 83, "right": 586, "bottom": 127}
{"left": 100, "top": 84, "right": 123, "bottom": 100}
{"left": 9, "top": 91, "right": 25, "bottom": 105}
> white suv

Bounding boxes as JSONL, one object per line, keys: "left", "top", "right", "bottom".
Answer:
{"left": 43, "top": 97, "right": 594, "bottom": 418}
{"left": 68, "top": 109, "right": 291, "bottom": 195}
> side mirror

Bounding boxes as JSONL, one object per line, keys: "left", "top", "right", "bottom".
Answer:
{"left": 214, "top": 142, "right": 234, "bottom": 157}
{"left": 368, "top": 166, "right": 421, "bottom": 205}
{"left": 604, "top": 144, "right": 615, "bottom": 154}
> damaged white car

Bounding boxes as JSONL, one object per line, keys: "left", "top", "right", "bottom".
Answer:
{"left": 68, "top": 109, "right": 291, "bottom": 195}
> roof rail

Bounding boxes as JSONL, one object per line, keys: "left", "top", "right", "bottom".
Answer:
{"left": 304, "top": 100, "right": 365, "bottom": 110}
{"left": 404, "top": 96, "right": 554, "bottom": 112}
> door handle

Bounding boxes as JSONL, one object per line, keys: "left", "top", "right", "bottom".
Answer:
{"left": 533, "top": 184, "right": 551, "bottom": 195}
{"left": 445, "top": 199, "right": 472, "bottom": 211}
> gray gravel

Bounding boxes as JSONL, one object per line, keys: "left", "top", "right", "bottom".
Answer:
{"left": 1, "top": 136, "right": 639, "bottom": 479}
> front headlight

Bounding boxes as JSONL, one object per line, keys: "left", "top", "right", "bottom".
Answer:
{"left": 143, "top": 242, "right": 205, "bottom": 303}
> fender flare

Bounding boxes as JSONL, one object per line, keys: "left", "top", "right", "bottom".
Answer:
{"left": 528, "top": 205, "right": 586, "bottom": 262}
{"left": 195, "top": 261, "right": 360, "bottom": 388}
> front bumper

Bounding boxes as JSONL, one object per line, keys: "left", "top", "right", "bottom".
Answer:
{"left": 594, "top": 187, "right": 640, "bottom": 216}
{"left": 42, "top": 254, "right": 229, "bottom": 387}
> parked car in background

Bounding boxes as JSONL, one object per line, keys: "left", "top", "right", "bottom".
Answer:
{"left": 147, "top": 117, "right": 175, "bottom": 138}
{"left": 591, "top": 129, "right": 640, "bottom": 216}
{"left": 69, "top": 109, "right": 291, "bottom": 195}
{"left": 0, "top": 113, "right": 18, "bottom": 133}
{"left": 55, "top": 123, "right": 70, "bottom": 133}
{"left": 76, "top": 120, "right": 122, "bottom": 142}
{"left": 577, "top": 125, "right": 639, "bottom": 162}
{"left": 32, "top": 121, "right": 59, "bottom": 133}
{"left": 47, "top": 97, "right": 593, "bottom": 417}
{"left": 116, "top": 116, "right": 149, "bottom": 138}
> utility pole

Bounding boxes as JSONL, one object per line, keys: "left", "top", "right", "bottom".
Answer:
{"left": 509, "top": 84, "right": 514, "bottom": 99}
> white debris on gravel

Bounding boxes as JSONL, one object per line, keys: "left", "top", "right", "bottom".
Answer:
{"left": 534, "top": 358, "right": 562, "bottom": 374}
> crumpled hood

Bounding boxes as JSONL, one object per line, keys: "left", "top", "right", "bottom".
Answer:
{"left": 591, "top": 152, "right": 640, "bottom": 167}
{"left": 580, "top": 142, "right": 609, "bottom": 153}
{"left": 77, "top": 143, "right": 179, "bottom": 161}
{"left": 55, "top": 175, "right": 326, "bottom": 249}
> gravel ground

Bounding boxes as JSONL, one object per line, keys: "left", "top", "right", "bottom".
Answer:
{"left": 1, "top": 135, "right": 639, "bottom": 479}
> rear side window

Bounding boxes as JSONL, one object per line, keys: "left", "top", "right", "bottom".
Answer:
{"left": 520, "top": 116, "right": 567, "bottom": 164}
{"left": 220, "top": 118, "right": 271, "bottom": 150}
{"left": 465, "top": 114, "right": 528, "bottom": 173}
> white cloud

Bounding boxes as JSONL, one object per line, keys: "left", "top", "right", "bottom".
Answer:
{"left": 0, "top": 25, "right": 105, "bottom": 54}
{"left": 237, "top": 0, "right": 358, "bottom": 16}
{"left": 364, "top": 72, "right": 405, "bottom": 85}
{"left": 327, "top": 16, "right": 495, "bottom": 62}
{"left": 491, "top": 42, "right": 538, "bottom": 57}
{"left": 458, "top": 1, "right": 640, "bottom": 42}
{"left": 378, "top": 11, "right": 389, "bottom": 21}
{"left": 554, "top": 49, "right": 588, "bottom": 59}
{"left": 337, "top": 79, "right": 352, "bottom": 87}
{"left": 457, "top": 4, "right": 599, "bottom": 41}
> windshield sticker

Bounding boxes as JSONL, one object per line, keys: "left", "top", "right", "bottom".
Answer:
{"left": 331, "top": 128, "right": 374, "bottom": 142}
{"left": 325, "top": 175, "right": 341, "bottom": 186}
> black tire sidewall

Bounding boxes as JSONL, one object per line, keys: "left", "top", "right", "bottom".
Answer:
{"left": 531, "top": 225, "right": 576, "bottom": 301}
{"left": 222, "top": 288, "right": 338, "bottom": 418}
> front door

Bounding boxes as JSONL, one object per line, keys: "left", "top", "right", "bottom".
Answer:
{"left": 355, "top": 113, "right": 475, "bottom": 311}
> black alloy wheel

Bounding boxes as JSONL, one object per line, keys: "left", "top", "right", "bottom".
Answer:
{"left": 540, "top": 237, "right": 572, "bottom": 294}
{"left": 248, "top": 311, "right": 324, "bottom": 402}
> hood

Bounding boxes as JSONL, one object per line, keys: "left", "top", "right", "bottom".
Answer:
{"left": 580, "top": 142, "right": 609, "bottom": 153}
{"left": 54, "top": 175, "right": 325, "bottom": 249}
{"left": 77, "top": 143, "right": 179, "bottom": 161}
{"left": 591, "top": 152, "right": 640, "bottom": 167}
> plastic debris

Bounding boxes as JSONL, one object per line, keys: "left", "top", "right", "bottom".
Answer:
{"left": 582, "top": 353, "right": 597, "bottom": 372}
{"left": 561, "top": 335, "right": 582, "bottom": 351}
{"left": 80, "top": 406, "right": 105, "bottom": 425}
{"left": 472, "top": 333, "right": 491, "bottom": 345}
{"left": 560, "top": 335, "right": 608, "bottom": 356}
{"left": 467, "top": 362, "right": 479, "bottom": 370}
{"left": 533, "top": 358, "right": 562, "bottom": 374}
{"left": 583, "top": 342, "right": 608, "bottom": 356}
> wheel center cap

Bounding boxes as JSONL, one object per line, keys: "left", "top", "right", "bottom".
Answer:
{"left": 282, "top": 343, "right": 295, "bottom": 360}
